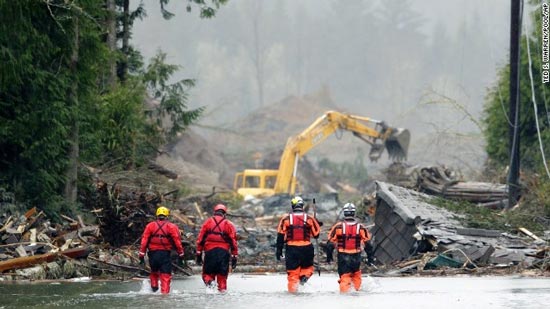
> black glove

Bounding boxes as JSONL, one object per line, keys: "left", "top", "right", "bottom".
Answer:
{"left": 317, "top": 221, "right": 323, "bottom": 227}
{"left": 177, "top": 255, "right": 184, "bottom": 267}
{"left": 276, "top": 247, "right": 283, "bottom": 261}
{"left": 195, "top": 253, "right": 202, "bottom": 266}
{"left": 139, "top": 256, "right": 145, "bottom": 266}
{"left": 231, "top": 256, "right": 237, "bottom": 270}
{"left": 367, "top": 257, "right": 376, "bottom": 266}
{"left": 325, "top": 242, "right": 334, "bottom": 264}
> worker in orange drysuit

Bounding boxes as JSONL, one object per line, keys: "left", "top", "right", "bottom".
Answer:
{"left": 326, "top": 202, "right": 374, "bottom": 293}
{"left": 139, "top": 206, "right": 185, "bottom": 294}
{"left": 276, "top": 196, "right": 321, "bottom": 293}
{"left": 195, "top": 204, "right": 238, "bottom": 292}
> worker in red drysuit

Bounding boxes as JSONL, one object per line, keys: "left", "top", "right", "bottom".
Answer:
{"left": 195, "top": 204, "right": 239, "bottom": 292}
{"left": 139, "top": 206, "right": 184, "bottom": 294}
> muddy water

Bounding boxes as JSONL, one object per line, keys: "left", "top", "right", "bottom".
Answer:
{"left": 1, "top": 274, "right": 549, "bottom": 308}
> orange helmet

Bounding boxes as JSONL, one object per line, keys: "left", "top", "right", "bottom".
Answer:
{"left": 214, "top": 204, "right": 227, "bottom": 214}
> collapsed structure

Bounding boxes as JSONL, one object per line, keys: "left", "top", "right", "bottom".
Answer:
{"left": 371, "top": 181, "right": 548, "bottom": 272}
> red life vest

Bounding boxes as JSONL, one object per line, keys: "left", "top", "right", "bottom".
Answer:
{"left": 149, "top": 221, "right": 174, "bottom": 251}
{"left": 337, "top": 222, "right": 361, "bottom": 251}
{"left": 202, "top": 217, "right": 233, "bottom": 247}
{"left": 287, "top": 213, "right": 311, "bottom": 241}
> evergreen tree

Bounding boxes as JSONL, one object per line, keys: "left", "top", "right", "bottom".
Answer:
{"left": 0, "top": 0, "right": 109, "bottom": 214}
{"left": 0, "top": 0, "right": 225, "bottom": 216}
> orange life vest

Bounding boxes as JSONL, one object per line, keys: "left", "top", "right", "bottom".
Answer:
{"left": 337, "top": 222, "right": 361, "bottom": 251}
{"left": 287, "top": 213, "right": 311, "bottom": 241}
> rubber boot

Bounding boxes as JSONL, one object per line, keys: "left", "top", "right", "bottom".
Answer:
{"left": 159, "top": 273, "right": 172, "bottom": 294}
{"left": 287, "top": 269, "right": 300, "bottom": 293}
{"left": 150, "top": 271, "right": 160, "bottom": 292}
{"left": 217, "top": 274, "right": 228, "bottom": 292}
{"left": 298, "top": 265, "right": 314, "bottom": 286}
{"left": 351, "top": 270, "right": 362, "bottom": 291}
{"left": 339, "top": 273, "right": 352, "bottom": 293}
{"left": 202, "top": 273, "right": 215, "bottom": 287}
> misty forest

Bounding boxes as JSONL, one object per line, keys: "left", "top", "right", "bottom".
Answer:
{"left": 1, "top": 0, "right": 549, "bottom": 233}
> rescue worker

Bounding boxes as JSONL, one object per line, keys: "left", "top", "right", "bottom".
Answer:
{"left": 325, "top": 202, "right": 374, "bottom": 293}
{"left": 276, "top": 196, "right": 321, "bottom": 293}
{"left": 195, "top": 204, "right": 238, "bottom": 293}
{"left": 139, "top": 205, "right": 184, "bottom": 294}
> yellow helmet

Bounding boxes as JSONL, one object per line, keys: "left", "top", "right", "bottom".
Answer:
{"left": 156, "top": 206, "right": 170, "bottom": 217}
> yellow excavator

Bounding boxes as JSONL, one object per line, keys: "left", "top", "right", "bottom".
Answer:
{"left": 233, "top": 110, "right": 410, "bottom": 198}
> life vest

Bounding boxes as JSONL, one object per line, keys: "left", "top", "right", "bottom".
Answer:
{"left": 149, "top": 221, "right": 175, "bottom": 251}
{"left": 202, "top": 217, "right": 233, "bottom": 248}
{"left": 287, "top": 213, "right": 311, "bottom": 241}
{"left": 337, "top": 222, "right": 361, "bottom": 251}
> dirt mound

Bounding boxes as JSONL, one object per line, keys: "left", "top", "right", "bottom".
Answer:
{"left": 228, "top": 86, "right": 339, "bottom": 151}
{"left": 156, "top": 129, "right": 232, "bottom": 192}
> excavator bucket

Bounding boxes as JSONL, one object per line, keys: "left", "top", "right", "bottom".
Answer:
{"left": 384, "top": 128, "right": 410, "bottom": 161}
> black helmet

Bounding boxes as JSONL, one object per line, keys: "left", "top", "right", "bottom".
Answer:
{"left": 291, "top": 196, "right": 304, "bottom": 210}
{"left": 343, "top": 203, "right": 356, "bottom": 218}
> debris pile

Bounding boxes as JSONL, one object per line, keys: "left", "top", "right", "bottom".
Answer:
{"left": 0, "top": 178, "right": 199, "bottom": 281}
{"left": 1, "top": 173, "right": 548, "bottom": 282}
{"left": 0, "top": 207, "right": 95, "bottom": 280}
{"left": 415, "top": 166, "right": 508, "bottom": 208}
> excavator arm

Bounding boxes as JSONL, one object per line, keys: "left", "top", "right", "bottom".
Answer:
{"left": 273, "top": 111, "right": 410, "bottom": 194}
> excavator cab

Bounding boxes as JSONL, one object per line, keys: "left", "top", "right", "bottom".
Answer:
{"left": 233, "top": 169, "right": 278, "bottom": 198}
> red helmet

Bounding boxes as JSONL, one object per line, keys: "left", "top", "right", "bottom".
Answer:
{"left": 214, "top": 204, "right": 227, "bottom": 214}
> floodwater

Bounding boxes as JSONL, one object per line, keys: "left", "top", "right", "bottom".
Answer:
{"left": 1, "top": 274, "right": 549, "bottom": 309}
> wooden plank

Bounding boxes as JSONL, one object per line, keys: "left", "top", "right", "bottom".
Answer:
{"left": 23, "top": 211, "right": 44, "bottom": 233}
{"left": 0, "top": 216, "right": 13, "bottom": 232}
{"left": 194, "top": 202, "right": 204, "bottom": 220}
{"left": 24, "top": 207, "right": 37, "bottom": 219}
{"left": 77, "top": 215, "right": 86, "bottom": 228}
{"left": 61, "top": 214, "right": 78, "bottom": 224}
{"left": 171, "top": 212, "right": 194, "bottom": 227}
{"left": 518, "top": 227, "right": 543, "bottom": 241}
{"left": 29, "top": 228, "right": 37, "bottom": 243}
{"left": 15, "top": 245, "right": 27, "bottom": 257}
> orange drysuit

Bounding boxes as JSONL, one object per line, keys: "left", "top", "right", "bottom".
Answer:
{"left": 327, "top": 219, "right": 371, "bottom": 293}
{"left": 276, "top": 211, "right": 321, "bottom": 293}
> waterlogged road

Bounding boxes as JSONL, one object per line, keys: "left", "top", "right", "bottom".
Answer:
{"left": 1, "top": 274, "right": 549, "bottom": 309}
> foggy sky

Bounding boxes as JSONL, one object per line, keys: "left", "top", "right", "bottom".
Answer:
{"left": 132, "top": 0, "right": 514, "bottom": 177}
